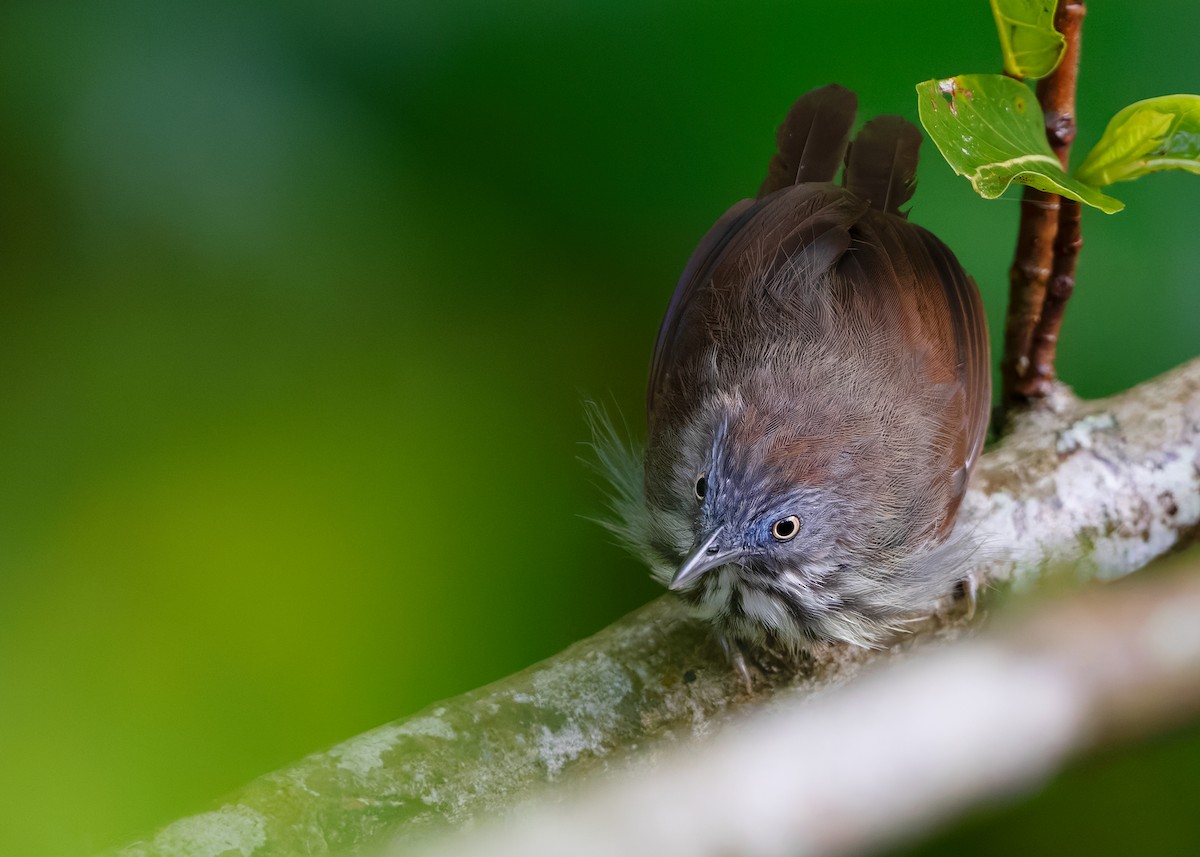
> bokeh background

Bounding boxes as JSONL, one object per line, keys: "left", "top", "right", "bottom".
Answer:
{"left": 0, "top": 1, "right": 1196, "bottom": 855}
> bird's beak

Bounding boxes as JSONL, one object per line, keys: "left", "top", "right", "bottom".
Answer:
{"left": 669, "top": 526, "right": 742, "bottom": 590}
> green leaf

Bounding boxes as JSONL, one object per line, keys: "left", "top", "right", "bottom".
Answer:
{"left": 1074, "top": 94, "right": 1200, "bottom": 186}
{"left": 990, "top": 0, "right": 1066, "bottom": 79}
{"left": 916, "top": 74, "right": 1124, "bottom": 213}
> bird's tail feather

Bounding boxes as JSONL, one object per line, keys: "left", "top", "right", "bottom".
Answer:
{"left": 842, "top": 115, "right": 922, "bottom": 217}
{"left": 757, "top": 83, "right": 858, "bottom": 198}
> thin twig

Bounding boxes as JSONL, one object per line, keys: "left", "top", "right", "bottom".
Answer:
{"left": 1037, "top": 0, "right": 1085, "bottom": 168}
{"left": 1000, "top": 187, "right": 1058, "bottom": 421}
{"left": 1027, "top": 198, "right": 1083, "bottom": 396}
{"left": 1001, "top": 0, "right": 1087, "bottom": 417}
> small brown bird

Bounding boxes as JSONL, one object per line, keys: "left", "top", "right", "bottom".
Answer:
{"left": 595, "top": 84, "right": 990, "bottom": 652}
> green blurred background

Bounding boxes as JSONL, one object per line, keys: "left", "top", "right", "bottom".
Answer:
{"left": 0, "top": 1, "right": 1196, "bottom": 855}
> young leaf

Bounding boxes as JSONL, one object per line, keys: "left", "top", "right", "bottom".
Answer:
{"left": 1074, "top": 95, "right": 1200, "bottom": 186}
{"left": 916, "top": 74, "right": 1124, "bottom": 213}
{"left": 990, "top": 0, "right": 1066, "bottom": 79}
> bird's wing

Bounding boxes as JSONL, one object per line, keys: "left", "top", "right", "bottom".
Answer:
{"left": 839, "top": 110, "right": 989, "bottom": 477}
{"left": 649, "top": 84, "right": 861, "bottom": 415}
{"left": 840, "top": 212, "right": 992, "bottom": 521}
{"left": 912, "top": 227, "right": 992, "bottom": 474}
{"left": 647, "top": 187, "right": 866, "bottom": 415}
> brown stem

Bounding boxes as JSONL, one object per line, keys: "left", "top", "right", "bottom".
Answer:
{"left": 999, "top": 0, "right": 1087, "bottom": 420}
{"left": 1000, "top": 188, "right": 1058, "bottom": 415}
{"left": 1038, "top": 0, "right": 1085, "bottom": 169}
{"left": 1027, "top": 199, "right": 1083, "bottom": 395}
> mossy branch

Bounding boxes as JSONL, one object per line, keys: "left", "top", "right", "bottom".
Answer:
{"left": 108, "top": 358, "right": 1200, "bottom": 857}
{"left": 417, "top": 556, "right": 1200, "bottom": 857}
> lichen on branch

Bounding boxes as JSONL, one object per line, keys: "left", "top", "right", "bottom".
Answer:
{"left": 107, "top": 357, "right": 1200, "bottom": 857}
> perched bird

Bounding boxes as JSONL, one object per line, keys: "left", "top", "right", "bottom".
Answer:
{"left": 594, "top": 84, "right": 990, "bottom": 654}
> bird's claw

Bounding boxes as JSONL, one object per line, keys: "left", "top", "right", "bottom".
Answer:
{"left": 958, "top": 571, "right": 982, "bottom": 621}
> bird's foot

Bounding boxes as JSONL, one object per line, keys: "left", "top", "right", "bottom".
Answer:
{"left": 956, "top": 571, "right": 984, "bottom": 621}
{"left": 718, "top": 635, "right": 792, "bottom": 693}
{"left": 719, "top": 636, "right": 756, "bottom": 693}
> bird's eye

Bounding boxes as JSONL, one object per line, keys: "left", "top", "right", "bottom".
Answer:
{"left": 771, "top": 515, "right": 801, "bottom": 541}
{"left": 694, "top": 474, "right": 707, "bottom": 501}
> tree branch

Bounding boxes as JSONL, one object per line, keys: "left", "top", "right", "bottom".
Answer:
{"left": 414, "top": 559, "right": 1200, "bottom": 857}
{"left": 108, "top": 358, "right": 1200, "bottom": 857}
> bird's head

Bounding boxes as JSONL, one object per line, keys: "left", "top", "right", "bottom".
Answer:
{"left": 645, "top": 391, "right": 848, "bottom": 593}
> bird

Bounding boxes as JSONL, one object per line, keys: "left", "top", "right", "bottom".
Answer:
{"left": 592, "top": 83, "right": 991, "bottom": 658}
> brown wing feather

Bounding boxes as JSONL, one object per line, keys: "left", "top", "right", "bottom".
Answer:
{"left": 849, "top": 212, "right": 991, "bottom": 525}
{"left": 648, "top": 186, "right": 866, "bottom": 416}
{"left": 914, "top": 229, "right": 992, "bottom": 472}
{"left": 841, "top": 115, "right": 986, "bottom": 471}
{"left": 647, "top": 197, "right": 760, "bottom": 412}
{"left": 651, "top": 87, "right": 862, "bottom": 415}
